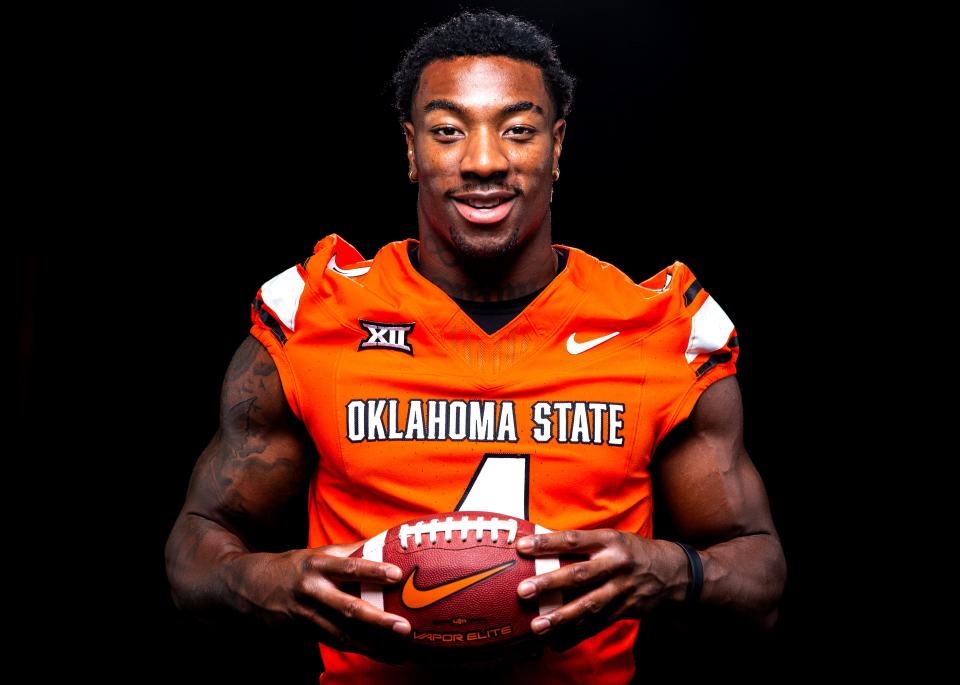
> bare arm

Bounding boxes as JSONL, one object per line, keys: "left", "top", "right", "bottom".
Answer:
{"left": 165, "top": 334, "right": 311, "bottom": 615}
{"left": 164, "top": 335, "right": 411, "bottom": 656}
{"left": 514, "top": 375, "right": 787, "bottom": 642}
{"left": 652, "top": 374, "right": 786, "bottom": 627}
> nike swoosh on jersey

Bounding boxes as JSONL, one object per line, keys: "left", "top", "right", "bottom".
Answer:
{"left": 401, "top": 561, "right": 516, "bottom": 610}
{"left": 326, "top": 253, "right": 371, "bottom": 277}
{"left": 566, "top": 331, "right": 620, "bottom": 355}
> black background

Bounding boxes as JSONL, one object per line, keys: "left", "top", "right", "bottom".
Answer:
{"left": 18, "top": 1, "right": 868, "bottom": 681}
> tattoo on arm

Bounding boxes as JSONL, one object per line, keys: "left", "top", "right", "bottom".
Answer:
{"left": 188, "top": 335, "right": 312, "bottom": 548}
{"left": 166, "top": 335, "right": 314, "bottom": 612}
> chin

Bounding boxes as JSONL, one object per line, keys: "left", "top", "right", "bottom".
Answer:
{"left": 448, "top": 221, "right": 523, "bottom": 259}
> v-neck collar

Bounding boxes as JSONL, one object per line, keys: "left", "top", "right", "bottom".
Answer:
{"left": 408, "top": 242, "right": 568, "bottom": 314}
{"left": 370, "top": 238, "right": 585, "bottom": 347}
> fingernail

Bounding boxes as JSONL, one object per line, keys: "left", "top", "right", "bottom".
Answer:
{"left": 532, "top": 617, "right": 550, "bottom": 634}
{"left": 517, "top": 581, "right": 536, "bottom": 598}
{"left": 517, "top": 537, "right": 533, "bottom": 552}
{"left": 386, "top": 566, "right": 402, "bottom": 581}
{"left": 392, "top": 621, "right": 411, "bottom": 635}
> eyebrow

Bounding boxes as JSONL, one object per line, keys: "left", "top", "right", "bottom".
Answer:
{"left": 423, "top": 99, "right": 545, "bottom": 117}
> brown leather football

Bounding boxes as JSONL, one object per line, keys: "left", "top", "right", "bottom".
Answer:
{"left": 350, "top": 511, "right": 569, "bottom": 655}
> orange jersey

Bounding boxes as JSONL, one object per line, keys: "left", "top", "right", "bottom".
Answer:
{"left": 249, "top": 233, "right": 739, "bottom": 684}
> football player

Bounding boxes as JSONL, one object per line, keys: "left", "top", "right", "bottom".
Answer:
{"left": 166, "top": 10, "right": 786, "bottom": 684}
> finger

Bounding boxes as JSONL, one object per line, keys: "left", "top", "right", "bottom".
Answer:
{"left": 297, "top": 607, "right": 407, "bottom": 664}
{"left": 529, "top": 582, "right": 620, "bottom": 636}
{"left": 303, "top": 581, "right": 412, "bottom": 635}
{"left": 548, "top": 593, "right": 630, "bottom": 653}
{"left": 517, "top": 558, "right": 614, "bottom": 599}
{"left": 290, "top": 603, "right": 352, "bottom": 647}
{"left": 304, "top": 552, "right": 403, "bottom": 584}
{"left": 516, "top": 529, "right": 622, "bottom": 556}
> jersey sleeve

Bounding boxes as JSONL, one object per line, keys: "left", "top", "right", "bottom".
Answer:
{"left": 646, "top": 262, "right": 740, "bottom": 452}
{"left": 249, "top": 261, "right": 308, "bottom": 422}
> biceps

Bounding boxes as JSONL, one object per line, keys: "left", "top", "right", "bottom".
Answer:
{"left": 182, "top": 336, "right": 314, "bottom": 536}
{"left": 654, "top": 378, "right": 776, "bottom": 543}
{"left": 663, "top": 443, "right": 774, "bottom": 543}
{"left": 184, "top": 426, "right": 311, "bottom": 530}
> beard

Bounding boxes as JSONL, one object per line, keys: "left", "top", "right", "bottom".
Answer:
{"left": 448, "top": 220, "right": 523, "bottom": 260}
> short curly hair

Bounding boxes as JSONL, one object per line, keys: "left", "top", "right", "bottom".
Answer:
{"left": 391, "top": 10, "right": 576, "bottom": 126}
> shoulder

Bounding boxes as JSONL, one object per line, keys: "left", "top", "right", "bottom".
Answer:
{"left": 561, "top": 244, "right": 698, "bottom": 300}
{"left": 221, "top": 334, "right": 296, "bottom": 431}
{"left": 250, "top": 233, "right": 376, "bottom": 341}
{"left": 561, "top": 246, "right": 726, "bottom": 331}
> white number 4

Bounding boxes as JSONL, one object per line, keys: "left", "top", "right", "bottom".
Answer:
{"left": 454, "top": 453, "right": 530, "bottom": 519}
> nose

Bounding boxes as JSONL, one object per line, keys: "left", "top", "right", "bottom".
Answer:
{"left": 460, "top": 126, "right": 510, "bottom": 179}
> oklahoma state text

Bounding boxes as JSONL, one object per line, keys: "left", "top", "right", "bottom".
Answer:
{"left": 345, "top": 398, "right": 625, "bottom": 446}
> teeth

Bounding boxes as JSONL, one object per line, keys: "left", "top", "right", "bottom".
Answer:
{"left": 461, "top": 197, "right": 509, "bottom": 209}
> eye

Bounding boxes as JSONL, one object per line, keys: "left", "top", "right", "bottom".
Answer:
{"left": 506, "top": 125, "right": 535, "bottom": 137}
{"left": 432, "top": 126, "right": 461, "bottom": 138}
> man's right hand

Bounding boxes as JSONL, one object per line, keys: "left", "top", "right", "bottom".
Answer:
{"left": 223, "top": 542, "right": 411, "bottom": 662}
{"left": 165, "top": 336, "right": 411, "bottom": 664}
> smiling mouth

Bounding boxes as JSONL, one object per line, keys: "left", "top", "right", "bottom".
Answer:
{"left": 451, "top": 196, "right": 518, "bottom": 225}
{"left": 455, "top": 197, "right": 513, "bottom": 209}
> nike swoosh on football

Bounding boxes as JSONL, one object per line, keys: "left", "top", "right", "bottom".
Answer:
{"left": 566, "top": 331, "right": 620, "bottom": 354}
{"left": 401, "top": 561, "right": 516, "bottom": 610}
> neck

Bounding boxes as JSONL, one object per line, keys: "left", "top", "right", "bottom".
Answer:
{"left": 416, "top": 228, "right": 558, "bottom": 303}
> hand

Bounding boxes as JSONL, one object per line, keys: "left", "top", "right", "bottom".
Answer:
{"left": 515, "top": 530, "right": 685, "bottom": 651}
{"left": 223, "top": 541, "right": 411, "bottom": 663}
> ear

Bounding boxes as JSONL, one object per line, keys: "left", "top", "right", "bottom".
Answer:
{"left": 552, "top": 118, "right": 566, "bottom": 169}
{"left": 402, "top": 121, "right": 418, "bottom": 176}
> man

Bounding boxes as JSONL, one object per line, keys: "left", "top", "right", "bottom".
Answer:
{"left": 166, "top": 10, "right": 786, "bottom": 684}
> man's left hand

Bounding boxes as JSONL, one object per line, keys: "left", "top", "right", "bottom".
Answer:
{"left": 515, "top": 529, "right": 686, "bottom": 650}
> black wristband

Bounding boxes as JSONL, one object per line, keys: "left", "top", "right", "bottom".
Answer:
{"left": 672, "top": 541, "right": 703, "bottom": 604}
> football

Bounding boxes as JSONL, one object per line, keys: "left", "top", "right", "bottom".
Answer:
{"left": 350, "top": 511, "right": 571, "bottom": 656}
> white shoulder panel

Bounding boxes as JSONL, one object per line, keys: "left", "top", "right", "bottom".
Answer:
{"left": 685, "top": 295, "right": 735, "bottom": 364}
{"left": 261, "top": 265, "right": 306, "bottom": 332}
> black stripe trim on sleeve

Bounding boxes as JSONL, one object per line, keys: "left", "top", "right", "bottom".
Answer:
{"left": 695, "top": 351, "right": 733, "bottom": 378}
{"left": 683, "top": 280, "right": 702, "bottom": 307}
{"left": 253, "top": 297, "right": 288, "bottom": 345}
{"left": 727, "top": 335, "right": 739, "bottom": 348}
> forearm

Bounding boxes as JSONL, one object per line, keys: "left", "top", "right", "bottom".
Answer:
{"left": 677, "top": 533, "right": 786, "bottom": 628}
{"left": 165, "top": 511, "right": 257, "bottom": 620}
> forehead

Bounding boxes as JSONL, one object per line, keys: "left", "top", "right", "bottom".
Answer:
{"left": 415, "top": 55, "right": 550, "bottom": 117}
